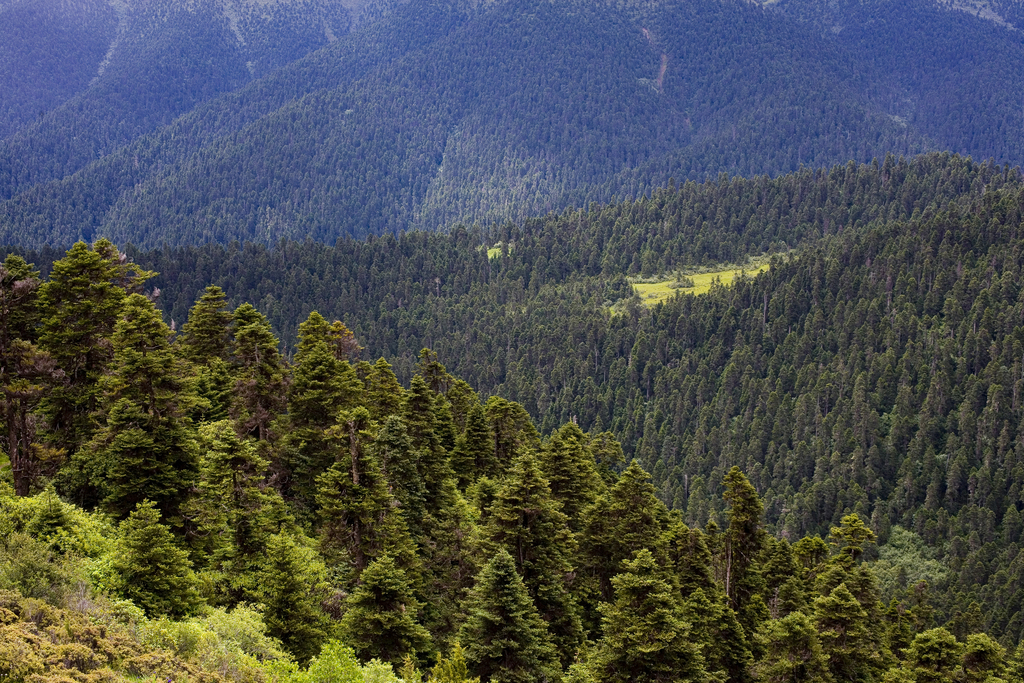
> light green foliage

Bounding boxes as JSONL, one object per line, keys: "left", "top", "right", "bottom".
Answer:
{"left": 143, "top": 604, "right": 291, "bottom": 680}
{"left": 814, "top": 583, "right": 887, "bottom": 682}
{"left": 632, "top": 262, "right": 770, "bottom": 305}
{"left": 872, "top": 528, "right": 951, "bottom": 603}
{"left": 430, "top": 641, "right": 479, "bottom": 683}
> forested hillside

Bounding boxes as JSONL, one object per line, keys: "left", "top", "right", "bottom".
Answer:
{"left": 2, "top": 0, "right": 1022, "bottom": 248}
{"left": 12, "top": 152, "right": 1024, "bottom": 644}
{"left": 3, "top": 236, "right": 1024, "bottom": 682}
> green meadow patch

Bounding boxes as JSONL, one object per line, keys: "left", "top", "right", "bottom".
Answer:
{"left": 632, "top": 261, "right": 771, "bottom": 306}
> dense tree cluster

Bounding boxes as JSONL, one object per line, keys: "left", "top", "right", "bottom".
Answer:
{"left": 5, "top": 236, "right": 1023, "bottom": 681}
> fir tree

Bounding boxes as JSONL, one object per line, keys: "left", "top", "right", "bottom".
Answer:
{"left": 230, "top": 304, "right": 285, "bottom": 442}
{"left": 753, "top": 612, "right": 833, "bottom": 683}
{"left": 85, "top": 293, "right": 198, "bottom": 522}
{"left": 258, "top": 532, "right": 333, "bottom": 664}
{"left": 813, "top": 583, "right": 887, "bottom": 682}
{"left": 723, "top": 466, "right": 767, "bottom": 638}
{"left": 431, "top": 641, "right": 480, "bottom": 683}
{"left": 591, "top": 549, "right": 705, "bottom": 683}
{"left": 480, "top": 450, "right": 583, "bottom": 665}
{"left": 176, "top": 285, "right": 233, "bottom": 364}
{"left": 459, "top": 549, "right": 560, "bottom": 683}
{"left": 339, "top": 553, "right": 432, "bottom": 667}
{"left": 363, "top": 357, "right": 404, "bottom": 423}
{"left": 538, "top": 422, "right": 604, "bottom": 531}
{"left": 111, "top": 500, "right": 202, "bottom": 617}
{"left": 38, "top": 240, "right": 147, "bottom": 456}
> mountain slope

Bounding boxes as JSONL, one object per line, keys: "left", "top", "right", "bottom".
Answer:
{"left": 2, "top": 0, "right": 1023, "bottom": 249}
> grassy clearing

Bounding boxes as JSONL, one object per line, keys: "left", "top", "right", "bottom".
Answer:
{"left": 485, "top": 241, "right": 513, "bottom": 259}
{"left": 632, "top": 260, "right": 771, "bottom": 306}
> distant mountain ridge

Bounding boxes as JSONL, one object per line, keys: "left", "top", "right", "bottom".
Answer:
{"left": 0, "top": 0, "right": 1022, "bottom": 249}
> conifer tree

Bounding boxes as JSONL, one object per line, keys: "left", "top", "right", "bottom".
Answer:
{"left": 480, "top": 450, "right": 583, "bottom": 665}
{"left": 431, "top": 641, "right": 480, "bottom": 683}
{"left": 363, "top": 357, "right": 404, "bottom": 422}
{"left": 813, "top": 583, "right": 886, "bottom": 682}
{"left": 339, "top": 553, "right": 432, "bottom": 667}
{"left": 681, "top": 587, "right": 751, "bottom": 683}
{"left": 485, "top": 397, "right": 540, "bottom": 476}
{"left": 753, "top": 612, "right": 832, "bottom": 683}
{"left": 419, "top": 478, "right": 478, "bottom": 647}
{"left": 722, "top": 466, "right": 768, "bottom": 637}
{"left": 316, "top": 408, "right": 415, "bottom": 576}
{"left": 591, "top": 549, "right": 705, "bottom": 683}
{"left": 539, "top": 422, "right": 603, "bottom": 531}
{"left": 578, "top": 460, "right": 671, "bottom": 603}
{"left": 457, "top": 400, "right": 496, "bottom": 483}
{"left": 284, "top": 330, "right": 362, "bottom": 504}
{"left": 258, "top": 532, "right": 332, "bottom": 664}
{"left": 111, "top": 500, "right": 202, "bottom": 617}
{"left": 1, "top": 255, "right": 53, "bottom": 496}
{"left": 176, "top": 285, "right": 233, "bottom": 364}
{"left": 38, "top": 240, "right": 149, "bottom": 455}
{"left": 405, "top": 375, "right": 455, "bottom": 507}
{"left": 185, "top": 419, "right": 282, "bottom": 601}
{"left": 85, "top": 293, "right": 198, "bottom": 522}
{"left": 230, "top": 304, "right": 285, "bottom": 442}
{"left": 458, "top": 549, "right": 560, "bottom": 683}
{"left": 374, "top": 414, "right": 427, "bottom": 537}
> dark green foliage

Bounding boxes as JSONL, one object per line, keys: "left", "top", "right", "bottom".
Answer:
{"left": 339, "top": 553, "right": 432, "bottom": 667}
{"left": 111, "top": 500, "right": 202, "bottom": 617}
{"left": 458, "top": 549, "right": 560, "bottom": 683}
{"left": 176, "top": 284, "right": 233, "bottom": 364}
{"left": 480, "top": 451, "right": 583, "bottom": 665}
{"left": 754, "top": 611, "right": 833, "bottom": 683}
{"left": 37, "top": 240, "right": 145, "bottom": 457}
{"left": 257, "top": 532, "right": 333, "bottom": 664}
{"left": 230, "top": 303, "right": 286, "bottom": 442}
{"left": 591, "top": 549, "right": 705, "bottom": 683}
{"left": 539, "top": 422, "right": 604, "bottom": 531}
{"left": 85, "top": 293, "right": 197, "bottom": 522}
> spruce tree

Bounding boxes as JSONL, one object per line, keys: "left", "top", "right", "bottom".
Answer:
{"left": 480, "top": 450, "right": 583, "bottom": 666}
{"left": 176, "top": 285, "right": 233, "bottom": 364}
{"left": 405, "top": 375, "right": 455, "bottom": 508}
{"left": 316, "top": 408, "right": 415, "bottom": 576}
{"left": 538, "top": 422, "right": 604, "bottom": 531}
{"left": 458, "top": 400, "right": 496, "bottom": 483}
{"left": 284, "top": 333, "right": 362, "bottom": 505}
{"left": 185, "top": 419, "right": 282, "bottom": 602}
{"left": 230, "top": 303, "right": 285, "bottom": 442}
{"left": 485, "top": 397, "right": 540, "bottom": 477}
{"left": 0, "top": 254, "right": 50, "bottom": 496}
{"left": 258, "top": 532, "right": 333, "bottom": 664}
{"left": 578, "top": 460, "right": 671, "bottom": 603}
{"left": 86, "top": 293, "right": 198, "bottom": 522}
{"left": 339, "top": 553, "right": 432, "bottom": 667}
{"left": 111, "top": 500, "right": 202, "bottom": 617}
{"left": 591, "top": 549, "right": 705, "bottom": 683}
{"left": 38, "top": 240, "right": 147, "bottom": 456}
{"left": 722, "top": 466, "right": 768, "bottom": 638}
{"left": 431, "top": 641, "right": 480, "bottom": 683}
{"left": 363, "top": 357, "right": 404, "bottom": 422}
{"left": 458, "top": 549, "right": 560, "bottom": 683}
{"left": 753, "top": 612, "right": 833, "bottom": 683}
{"left": 813, "top": 583, "right": 887, "bottom": 682}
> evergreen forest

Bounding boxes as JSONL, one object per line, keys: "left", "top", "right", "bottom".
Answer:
{"left": 4, "top": 152, "right": 1024, "bottom": 681}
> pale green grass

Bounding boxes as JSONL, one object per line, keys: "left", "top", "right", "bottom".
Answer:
{"left": 633, "top": 263, "right": 770, "bottom": 306}
{"left": 487, "top": 246, "right": 503, "bottom": 259}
